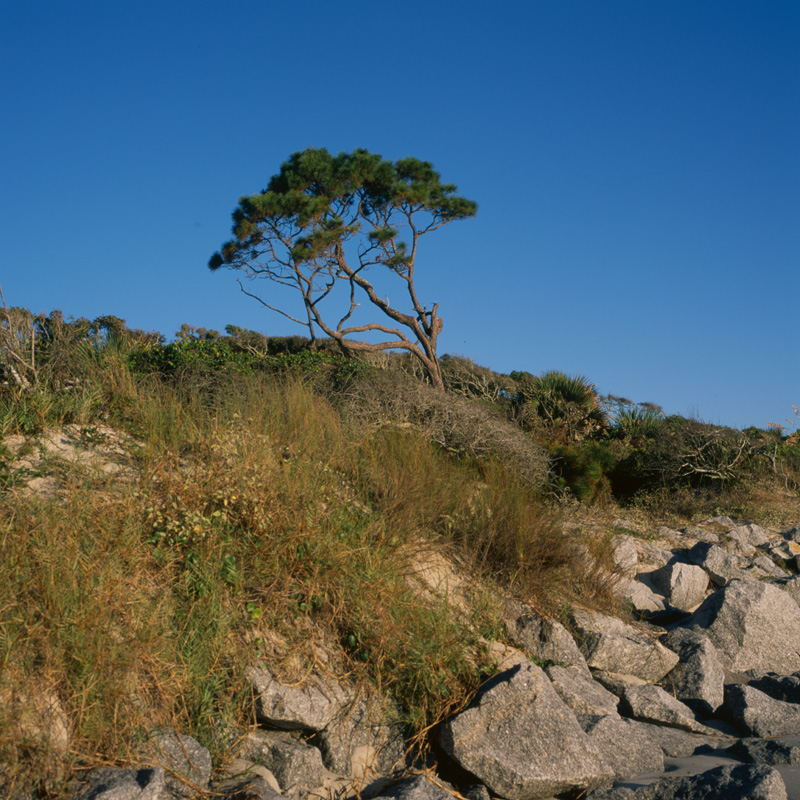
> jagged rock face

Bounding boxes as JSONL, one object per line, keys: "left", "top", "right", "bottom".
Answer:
{"left": 615, "top": 576, "right": 668, "bottom": 615}
{"left": 69, "top": 768, "right": 166, "bottom": 800}
{"left": 579, "top": 715, "right": 664, "bottom": 779}
{"left": 663, "top": 628, "right": 725, "bottom": 714}
{"left": 773, "top": 575, "right": 800, "bottom": 604}
{"left": 569, "top": 609, "right": 679, "bottom": 682}
{"left": 244, "top": 666, "right": 351, "bottom": 731}
{"left": 686, "top": 541, "right": 756, "bottom": 587}
{"left": 721, "top": 684, "right": 800, "bottom": 738}
{"left": 438, "top": 663, "right": 614, "bottom": 800}
{"left": 650, "top": 561, "right": 709, "bottom": 612}
{"left": 749, "top": 674, "right": 800, "bottom": 705}
{"left": 610, "top": 535, "right": 639, "bottom": 576}
{"left": 211, "top": 774, "right": 284, "bottom": 800}
{"left": 729, "top": 524, "right": 771, "bottom": 548}
{"left": 504, "top": 602, "right": 590, "bottom": 674}
{"left": 623, "top": 717, "right": 712, "bottom": 758}
{"left": 616, "top": 683, "right": 718, "bottom": 735}
{"left": 585, "top": 764, "right": 787, "bottom": 800}
{"left": 371, "top": 774, "right": 460, "bottom": 800}
{"left": 680, "top": 579, "right": 800, "bottom": 674}
{"left": 728, "top": 737, "right": 800, "bottom": 766}
{"left": 545, "top": 665, "right": 619, "bottom": 716}
{"left": 241, "top": 730, "right": 334, "bottom": 798}
{"left": 141, "top": 729, "right": 212, "bottom": 798}
{"left": 316, "top": 694, "right": 406, "bottom": 780}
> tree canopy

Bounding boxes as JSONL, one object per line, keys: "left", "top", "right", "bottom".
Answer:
{"left": 209, "top": 148, "right": 477, "bottom": 389}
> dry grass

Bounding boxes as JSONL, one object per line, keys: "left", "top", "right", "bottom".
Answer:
{"left": 334, "top": 369, "right": 551, "bottom": 491}
{"left": 0, "top": 368, "right": 662, "bottom": 792}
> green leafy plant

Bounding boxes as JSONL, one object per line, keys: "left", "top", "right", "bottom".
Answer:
{"left": 605, "top": 396, "right": 665, "bottom": 443}
{"left": 511, "top": 370, "right": 608, "bottom": 443}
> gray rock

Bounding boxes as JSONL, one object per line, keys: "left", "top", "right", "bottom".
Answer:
{"left": 749, "top": 674, "right": 800, "bottom": 705}
{"left": 663, "top": 628, "right": 725, "bottom": 714}
{"left": 685, "top": 525, "right": 721, "bottom": 544}
{"left": 721, "top": 684, "right": 800, "bottom": 737}
{"left": 569, "top": 609, "right": 679, "bottom": 682}
{"left": 545, "top": 664, "right": 620, "bottom": 716}
{"left": 317, "top": 695, "right": 406, "bottom": 779}
{"left": 142, "top": 729, "right": 211, "bottom": 797}
{"left": 438, "top": 663, "right": 614, "bottom": 800}
{"left": 724, "top": 533, "right": 757, "bottom": 559}
{"left": 240, "top": 730, "right": 333, "bottom": 798}
{"left": 705, "top": 515, "right": 739, "bottom": 529}
{"left": 584, "top": 788, "right": 636, "bottom": 800}
{"left": 686, "top": 541, "right": 753, "bottom": 586}
{"left": 626, "top": 718, "right": 717, "bottom": 758}
{"left": 580, "top": 694, "right": 721, "bottom": 757}
{"left": 245, "top": 665, "right": 351, "bottom": 731}
{"left": 70, "top": 768, "right": 166, "bottom": 800}
{"left": 751, "top": 556, "right": 790, "bottom": 578}
{"left": 773, "top": 576, "right": 800, "bottom": 605}
{"left": 637, "top": 539, "right": 676, "bottom": 569}
{"left": 680, "top": 579, "right": 800, "bottom": 674}
{"left": 728, "top": 737, "right": 800, "bottom": 765}
{"left": 783, "top": 526, "right": 800, "bottom": 543}
{"left": 615, "top": 576, "right": 667, "bottom": 614}
{"left": 463, "top": 785, "right": 491, "bottom": 800}
{"left": 592, "top": 670, "right": 650, "bottom": 696}
{"left": 730, "top": 523, "right": 770, "bottom": 548}
{"left": 616, "top": 683, "right": 718, "bottom": 734}
{"left": 586, "top": 764, "right": 786, "bottom": 800}
{"left": 580, "top": 715, "right": 664, "bottom": 778}
{"left": 504, "top": 603, "right": 590, "bottom": 674}
{"left": 611, "top": 535, "right": 639, "bottom": 575}
{"left": 655, "top": 526, "right": 685, "bottom": 544}
{"left": 211, "top": 774, "right": 285, "bottom": 800}
{"left": 371, "top": 775, "right": 457, "bottom": 800}
{"left": 481, "top": 639, "right": 531, "bottom": 673}
{"left": 764, "top": 540, "right": 798, "bottom": 562}
{"left": 650, "top": 562, "right": 709, "bottom": 612}
{"left": 215, "top": 760, "right": 281, "bottom": 794}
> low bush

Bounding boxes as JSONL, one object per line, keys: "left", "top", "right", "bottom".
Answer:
{"left": 614, "top": 416, "right": 755, "bottom": 492}
{"left": 511, "top": 370, "right": 608, "bottom": 444}
{"left": 549, "top": 440, "right": 620, "bottom": 504}
{"left": 333, "top": 368, "right": 552, "bottom": 492}
{"left": 439, "top": 354, "right": 516, "bottom": 408}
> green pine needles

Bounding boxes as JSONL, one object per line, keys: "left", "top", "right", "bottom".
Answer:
{"left": 209, "top": 148, "right": 477, "bottom": 390}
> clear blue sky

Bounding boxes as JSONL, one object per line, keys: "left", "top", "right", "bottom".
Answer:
{"left": 2, "top": 1, "right": 797, "bottom": 430}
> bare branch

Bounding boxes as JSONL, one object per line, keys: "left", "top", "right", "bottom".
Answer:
{"left": 237, "top": 280, "right": 310, "bottom": 328}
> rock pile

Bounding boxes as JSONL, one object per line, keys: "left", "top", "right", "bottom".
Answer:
{"left": 14, "top": 516, "right": 800, "bottom": 800}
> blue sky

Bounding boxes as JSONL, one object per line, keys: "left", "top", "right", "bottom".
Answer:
{"left": 1, "top": 0, "right": 797, "bottom": 430}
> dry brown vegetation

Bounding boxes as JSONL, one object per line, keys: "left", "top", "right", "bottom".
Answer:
{"left": 0, "top": 315, "right": 796, "bottom": 796}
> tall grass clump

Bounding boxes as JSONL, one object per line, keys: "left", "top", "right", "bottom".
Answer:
{"left": 351, "top": 424, "right": 617, "bottom": 616}
{"left": 333, "top": 368, "right": 551, "bottom": 491}
{"left": 0, "top": 325, "right": 661, "bottom": 791}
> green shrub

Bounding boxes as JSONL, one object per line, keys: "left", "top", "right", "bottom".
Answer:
{"left": 605, "top": 396, "right": 665, "bottom": 444}
{"left": 511, "top": 370, "right": 608, "bottom": 443}
{"left": 549, "top": 440, "right": 620, "bottom": 503}
{"left": 128, "top": 337, "right": 354, "bottom": 386}
{"left": 613, "top": 416, "right": 756, "bottom": 494}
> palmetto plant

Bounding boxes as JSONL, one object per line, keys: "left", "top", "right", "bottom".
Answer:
{"left": 607, "top": 397, "right": 665, "bottom": 443}
{"left": 511, "top": 370, "right": 608, "bottom": 443}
